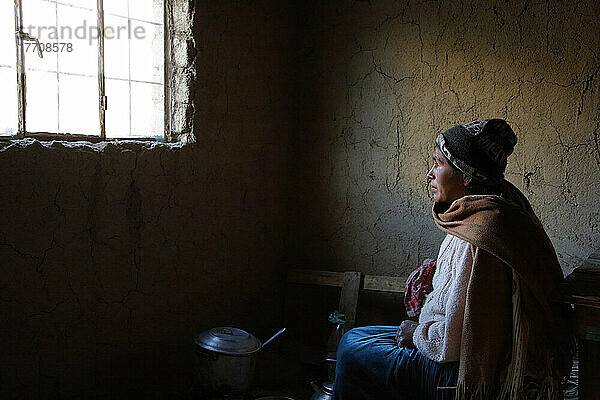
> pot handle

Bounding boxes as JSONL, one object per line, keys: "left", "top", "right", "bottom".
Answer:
{"left": 261, "top": 327, "right": 286, "bottom": 349}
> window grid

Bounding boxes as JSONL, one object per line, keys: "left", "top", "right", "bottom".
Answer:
{"left": 15, "top": 0, "right": 25, "bottom": 138}
{"left": 7, "top": 0, "right": 171, "bottom": 141}
{"left": 98, "top": 0, "right": 106, "bottom": 138}
{"left": 127, "top": 0, "right": 131, "bottom": 136}
{"left": 54, "top": 1, "right": 60, "bottom": 133}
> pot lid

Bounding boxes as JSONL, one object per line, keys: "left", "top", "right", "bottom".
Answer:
{"left": 195, "top": 327, "right": 261, "bottom": 356}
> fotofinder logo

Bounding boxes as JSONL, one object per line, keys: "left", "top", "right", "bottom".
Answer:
{"left": 24, "top": 20, "right": 146, "bottom": 45}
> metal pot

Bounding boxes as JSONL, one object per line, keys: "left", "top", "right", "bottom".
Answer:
{"left": 194, "top": 327, "right": 261, "bottom": 394}
{"left": 310, "top": 381, "right": 333, "bottom": 400}
{"left": 193, "top": 327, "right": 286, "bottom": 395}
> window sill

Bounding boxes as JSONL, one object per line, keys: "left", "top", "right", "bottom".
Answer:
{"left": 0, "top": 134, "right": 164, "bottom": 142}
{"left": 0, "top": 136, "right": 189, "bottom": 153}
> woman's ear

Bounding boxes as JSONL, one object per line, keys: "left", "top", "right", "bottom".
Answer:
{"left": 463, "top": 175, "right": 472, "bottom": 187}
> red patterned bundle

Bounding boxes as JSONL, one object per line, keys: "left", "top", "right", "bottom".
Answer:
{"left": 404, "top": 258, "right": 436, "bottom": 318}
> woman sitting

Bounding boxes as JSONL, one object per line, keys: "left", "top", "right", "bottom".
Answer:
{"left": 332, "top": 119, "right": 575, "bottom": 400}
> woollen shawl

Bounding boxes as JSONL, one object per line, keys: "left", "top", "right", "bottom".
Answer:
{"left": 432, "top": 181, "right": 575, "bottom": 400}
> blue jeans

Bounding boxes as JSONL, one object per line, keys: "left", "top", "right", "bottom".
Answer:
{"left": 333, "top": 326, "right": 459, "bottom": 400}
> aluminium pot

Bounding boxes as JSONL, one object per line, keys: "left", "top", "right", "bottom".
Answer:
{"left": 193, "top": 327, "right": 262, "bottom": 395}
{"left": 310, "top": 381, "right": 333, "bottom": 400}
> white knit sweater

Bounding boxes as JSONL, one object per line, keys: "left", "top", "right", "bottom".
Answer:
{"left": 413, "top": 234, "right": 473, "bottom": 363}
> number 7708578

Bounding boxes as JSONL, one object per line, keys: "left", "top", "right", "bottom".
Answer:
{"left": 24, "top": 42, "right": 73, "bottom": 53}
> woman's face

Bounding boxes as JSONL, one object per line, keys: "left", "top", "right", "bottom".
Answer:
{"left": 427, "top": 147, "right": 468, "bottom": 203}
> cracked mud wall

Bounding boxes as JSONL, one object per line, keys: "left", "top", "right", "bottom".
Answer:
{"left": 1, "top": 1, "right": 599, "bottom": 397}
{"left": 0, "top": 2, "right": 292, "bottom": 399}
{"left": 289, "top": 0, "right": 600, "bottom": 280}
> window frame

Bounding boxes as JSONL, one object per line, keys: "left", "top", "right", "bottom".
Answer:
{"left": 8, "top": 0, "right": 173, "bottom": 142}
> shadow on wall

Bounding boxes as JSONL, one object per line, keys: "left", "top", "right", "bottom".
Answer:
{"left": 0, "top": 1, "right": 294, "bottom": 399}
{"left": 288, "top": 0, "right": 600, "bottom": 279}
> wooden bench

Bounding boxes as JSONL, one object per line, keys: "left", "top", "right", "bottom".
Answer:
{"left": 287, "top": 269, "right": 406, "bottom": 329}
{"left": 287, "top": 263, "right": 596, "bottom": 399}
{"left": 554, "top": 253, "right": 600, "bottom": 400}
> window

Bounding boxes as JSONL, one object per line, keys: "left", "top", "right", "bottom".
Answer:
{"left": 0, "top": 0, "right": 173, "bottom": 141}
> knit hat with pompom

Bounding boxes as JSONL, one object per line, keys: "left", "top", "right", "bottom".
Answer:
{"left": 435, "top": 118, "right": 517, "bottom": 183}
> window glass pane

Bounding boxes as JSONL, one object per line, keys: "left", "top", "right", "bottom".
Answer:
{"left": 105, "top": 78, "right": 130, "bottom": 137}
{"left": 103, "top": 0, "right": 128, "bottom": 18}
{"left": 0, "top": 68, "right": 19, "bottom": 136}
{"left": 58, "top": 0, "right": 97, "bottom": 12}
{"left": 56, "top": 4, "right": 99, "bottom": 76}
{"left": 130, "top": 21, "right": 163, "bottom": 83}
{"left": 0, "top": 0, "right": 17, "bottom": 67}
{"left": 104, "top": 0, "right": 164, "bottom": 138}
{"left": 128, "top": 0, "right": 163, "bottom": 24}
{"left": 22, "top": 0, "right": 58, "bottom": 72}
{"left": 24, "top": 70, "right": 59, "bottom": 133}
{"left": 22, "top": 0, "right": 100, "bottom": 135}
{"left": 130, "top": 82, "right": 163, "bottom": 137}
{"left": 22, "top": 0, "right": 58, "bottom": 133}
{"left": 0, "top": 0, "right": 18, "bottom": 136}
{"left": 104, "top": 14, "right": 129, "bottom": 80}
{"left": 59, "top": 75, "right": 99, "bottom": 134}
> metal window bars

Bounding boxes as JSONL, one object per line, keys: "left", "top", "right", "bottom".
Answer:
{"left": 10, "top": 0, "right": 171, "bottom": 142}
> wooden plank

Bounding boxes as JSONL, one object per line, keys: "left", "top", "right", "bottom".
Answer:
{"left": 575, "top": 305, "right": 600, "bottom": 400}
{"left": 555, "top": 254, "right": 600, "bottom": 307}
{"left": 555, "top": 295, "right": 600, "bottom": 309}
{"left": 287, "top": 269, "right": 344, "bottom": 287}
{"left": 288, "top": 269, "right": 407, "bottom": 294}
{"left": 364, "top": 274, "right": 405, "bottom": 293}
{"left": 575, "top": 306, "right": 600, "bottom": 339}
{"left": 578, "top": 338, "right": 600, "bottom": 400}
{"left": 558, "top": 275, "right": 600, "bottom": 297}
{"left": 339, "top": 272, "right": 363, "bottom": 329}
{"left": 574, "top": 263, "right": 600, "bottom": 276}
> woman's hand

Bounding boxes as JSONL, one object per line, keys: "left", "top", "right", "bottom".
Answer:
{"left": 396, "top": 320, "right": 418, "bottom": 348}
